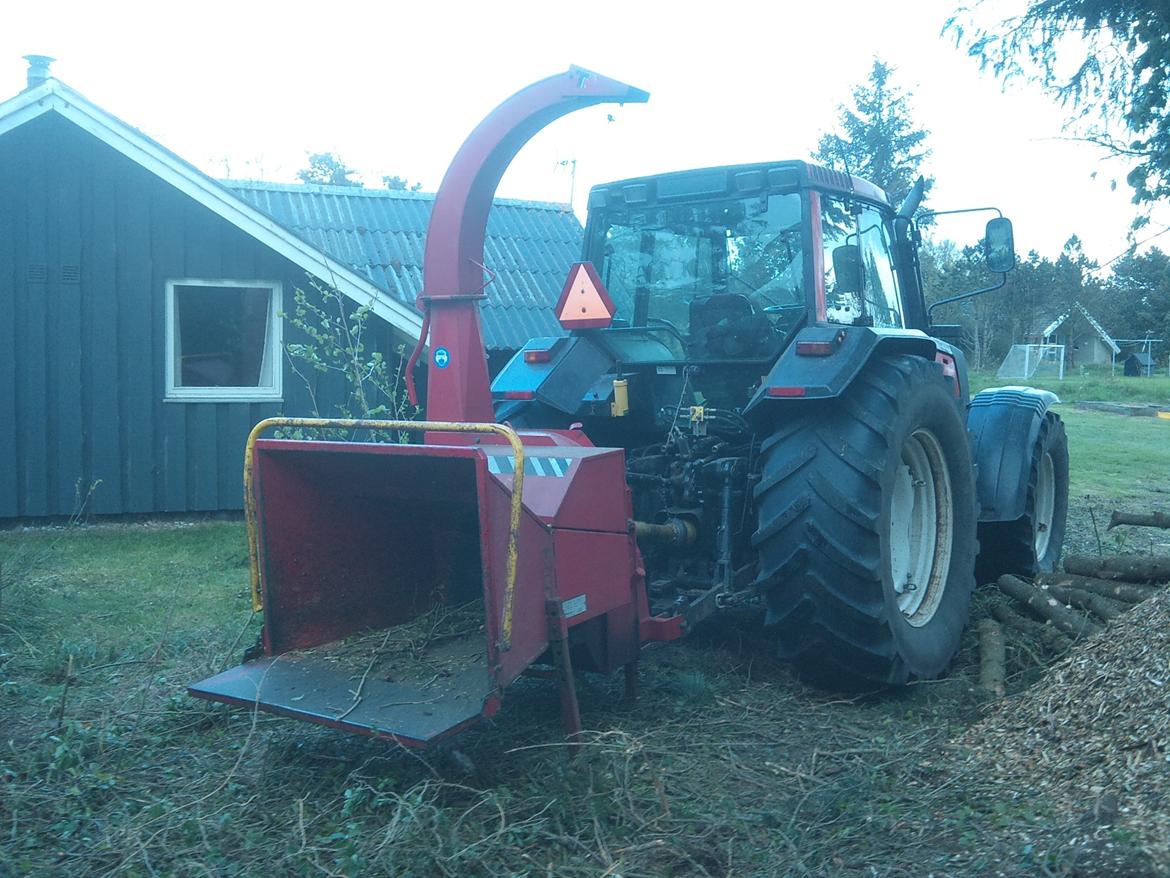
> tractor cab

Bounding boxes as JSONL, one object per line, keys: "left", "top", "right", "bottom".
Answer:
{"left": 492, "top": 161, "right": 909, "bottom": 424}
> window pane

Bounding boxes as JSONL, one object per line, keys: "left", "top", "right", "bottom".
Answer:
{"left": 820, "top": 196, "right": 862, "bottom": 324}
{"left": 819, "top": 199, "right": 903, "bottom": 328}
{"left": 174, "top": 285, "right": 271, "bottom": 387}
{"left": 858, "top": 207, "right": 903, "bottom": 328}
{"left": 596, "top": 193, "right": 803, "bottom": 359}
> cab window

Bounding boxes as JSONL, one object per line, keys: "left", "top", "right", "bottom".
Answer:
{"left": 820, "top": 197, "right": 903, "bottom": 329}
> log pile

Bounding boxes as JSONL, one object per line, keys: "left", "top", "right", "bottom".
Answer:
{"left": 976, "top": 552, "right": 1170, "bottom": 700}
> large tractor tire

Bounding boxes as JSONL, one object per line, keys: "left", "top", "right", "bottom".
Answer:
{"left": 975, "top": 412, "right": 1069, "bottom": 582}
{"left": 752, "top": 355, "right": 978, "bottom": 686}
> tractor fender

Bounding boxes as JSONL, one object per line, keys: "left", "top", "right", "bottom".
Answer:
{"left": 491, "top": 335, "right": 614, "bottom": 415}
{"left": 966, "top": 386, "right": 1061, "bottom": 523}
{"left": 744, "top": 326, "right": 938, "bottom": 415}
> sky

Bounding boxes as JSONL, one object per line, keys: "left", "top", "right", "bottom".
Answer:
{"left": 2, "top": 0, "right": 1165, "bottom": 268}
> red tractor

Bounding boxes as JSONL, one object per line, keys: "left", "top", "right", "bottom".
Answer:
{"left": 191, "top": 68, "right": 1068, "bottom": 746}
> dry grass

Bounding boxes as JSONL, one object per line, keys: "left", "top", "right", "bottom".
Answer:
{"left": 1, "top": 407, "right": 1168, "bottom": 877}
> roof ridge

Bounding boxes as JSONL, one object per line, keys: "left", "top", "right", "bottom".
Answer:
{"left": 220, "top": 178, "right": 574, "bottom": 211}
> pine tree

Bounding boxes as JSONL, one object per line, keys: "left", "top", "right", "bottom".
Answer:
{"left": 813, "top": 59, "right": 933, "bottom": 208}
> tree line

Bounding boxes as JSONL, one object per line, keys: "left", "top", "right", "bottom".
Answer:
{"left": 815, "top": 0, "right": 1169, "bottom": 371}
{"left": 921, "top": 237, "right": 1169, "bottom": 370}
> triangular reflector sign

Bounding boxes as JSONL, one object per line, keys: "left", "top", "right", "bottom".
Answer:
{"left": 555, "top": 262, "right": 616, "bottom": 329}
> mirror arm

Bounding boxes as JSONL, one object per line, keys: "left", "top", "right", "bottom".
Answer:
{"left": 927, "top": 273, "right": 1007, "bottom": 323}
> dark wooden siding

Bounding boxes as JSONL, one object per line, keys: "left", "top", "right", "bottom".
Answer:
{"left": 0, "top": 112, "right": 388, "bottom": 518}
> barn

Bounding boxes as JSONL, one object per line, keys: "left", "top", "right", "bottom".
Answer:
{"left": 0, "top": 59, "right": 581, "bottom": 519}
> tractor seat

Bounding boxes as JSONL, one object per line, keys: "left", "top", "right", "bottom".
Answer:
{"left": 689, "top": 294, "right": 775, "bottom": 360}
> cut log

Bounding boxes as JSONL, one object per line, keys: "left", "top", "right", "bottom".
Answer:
{"left": 997, "top": 575, "right": 1103, "bottom": 638}
{"left": 989, "top": 603, "right": 1073, "bottom": 653}
{"left": 1036, "top": 572, "right": 1160, "bottom": 604}
{"left": 1107, "top": 510, "right": 1170, "bottom": 531}
{"left": 977, "top": 619, "right": 1005, "bottom": 698}
{"left": 1042, "top": 584, "right": 1127, "bottom": 621}
{"left": 1063, "top": 554, "right": 1170, "bottom": 584}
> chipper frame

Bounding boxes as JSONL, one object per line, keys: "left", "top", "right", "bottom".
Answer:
{"left": 189, "top": 68, "right": 676, "bottom": 747}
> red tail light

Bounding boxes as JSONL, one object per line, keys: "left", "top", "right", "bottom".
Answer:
{"left": 524, "top": 349, "right": 552, "bottom": 364}
{"left": 766, "top": 386, "right": 807, "bottom": 397}
{"left": 503, "top": 391, "right": 536, "bottom": 400}
{"left": 796, "top": 341, "right": 835, "bottom": 356}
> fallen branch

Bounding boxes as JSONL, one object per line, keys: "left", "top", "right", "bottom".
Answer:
{"left": 1108, "top": 510, "right": 1170, "bottom": 531}
{"left": 989, "top": 603, "right": 1073, "bottom": 653}
{"left": 1036, "top": 572, "right": 1159, "bottom": 604}
{"left": 1063, "top": 554, "right": 1170, "bottom": 583}
{"left": 997, "top": 575, "right": 1103, "bottom": 638}
{"left": 977, "top": 619, "right": 1005, "bottom": 698}
{"left": 1042, "top": 584, "right": 1126, "bottom": 622}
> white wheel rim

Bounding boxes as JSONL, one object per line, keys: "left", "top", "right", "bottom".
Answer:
{"left": 1034, "top": 451, "right": 1056, "bottom": 560}
{"left": 888, "top": 428, "right": 954, "bottom": 627}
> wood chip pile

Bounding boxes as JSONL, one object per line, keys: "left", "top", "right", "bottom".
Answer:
{"left": 964, "top": 554, "right": 1170, "bottom": 870}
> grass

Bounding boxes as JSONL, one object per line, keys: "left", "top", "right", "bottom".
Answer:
{"left": 1, "top": 406, "right": 1167, "bottom": 876}
{"left": 969, "top": 367, "right": 1170, "bottom": 405}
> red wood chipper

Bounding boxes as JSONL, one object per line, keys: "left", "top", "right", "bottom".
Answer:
{"left": 190, "top": 69, "right": 679, "bottom": 747}
{"left": 191, "top": 66, "right": 1070, "bottom": 745}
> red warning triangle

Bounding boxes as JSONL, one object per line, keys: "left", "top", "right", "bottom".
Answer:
{"left": 555, "top": 262, "right": 616, "bottom": 329}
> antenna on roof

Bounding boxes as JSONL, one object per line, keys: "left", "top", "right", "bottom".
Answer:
{"left": 23, "top": 55, "right": 55, "bottom": 91}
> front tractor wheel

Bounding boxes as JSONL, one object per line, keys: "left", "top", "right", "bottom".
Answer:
{"left": 753, "top": 356, "right": 978, "bottom": 686}
{"left": 975, "top": 413, "right": 1069, "bottom": 582}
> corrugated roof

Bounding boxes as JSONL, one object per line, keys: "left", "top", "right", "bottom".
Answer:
{"left": 225, "top": 181, "right": 582, "bottom": 351}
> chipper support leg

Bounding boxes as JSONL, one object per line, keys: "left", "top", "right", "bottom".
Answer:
{"left": 544, "top": 598, "right": 583, "bottom": 750}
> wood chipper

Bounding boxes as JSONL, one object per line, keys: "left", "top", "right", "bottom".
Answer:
{"left": 190, "top": 67, "right": 1069, "bottom": 746}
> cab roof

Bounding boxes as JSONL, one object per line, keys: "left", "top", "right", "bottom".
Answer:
{"left": 587, "top": 160, "right": 889, "bottom": 211}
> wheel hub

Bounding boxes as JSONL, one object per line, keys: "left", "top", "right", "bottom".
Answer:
{"left": 1034, "top": 451, "right": 1056, "bottom": 559}
{"left": 888, "top": 428, "right": 954, "bottom": 627}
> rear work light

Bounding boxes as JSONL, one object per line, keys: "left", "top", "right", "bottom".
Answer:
{"left": 524, "top": 349, "right": 552, "bottom": 364}
{"left": 795, "top": 330, "right": 844, "bottom": 357}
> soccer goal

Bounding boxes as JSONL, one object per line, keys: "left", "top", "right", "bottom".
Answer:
{"left": 996, "top": 344, "right": 1065, "bottom": 380}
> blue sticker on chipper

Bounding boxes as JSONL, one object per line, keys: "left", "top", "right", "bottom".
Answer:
{"left": 433, "top": 347, "right": 450, "bottom": 369}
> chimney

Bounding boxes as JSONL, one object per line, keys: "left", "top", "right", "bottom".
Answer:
{"left": 23, "top": 55, "right": 55, "bottom": 90}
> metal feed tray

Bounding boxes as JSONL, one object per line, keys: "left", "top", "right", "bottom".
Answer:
{"left": 189, "top": 628, "right": 494, "bottom": 747}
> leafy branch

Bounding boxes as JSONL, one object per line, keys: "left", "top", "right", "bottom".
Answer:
{"left": 280, "top": 278, "right": 419, "bottom": 441}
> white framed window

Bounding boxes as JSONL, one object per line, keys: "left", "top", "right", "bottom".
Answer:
{"left": 165, "top": 279, "right": 282, "bottom": 402}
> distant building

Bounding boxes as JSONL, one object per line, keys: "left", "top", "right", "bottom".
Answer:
{"left": 1039, "top": 302, "right": 1120, "bottom": 367}
{"left": 0, "top": 58, "right": 581, "bottom": 519}
{"left": 1123, "top": 351, "right": 1156, "bottom": 376}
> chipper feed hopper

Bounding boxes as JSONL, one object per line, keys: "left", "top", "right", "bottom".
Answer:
{"left": 189, "top": 69, "right": 676, "bottom": 746}
{"left": 192, "top": 67, "right": 1070, "bottom": 746}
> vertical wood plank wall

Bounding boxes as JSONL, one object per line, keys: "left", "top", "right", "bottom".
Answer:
{"left": 0, "top": 113, "right": 343, "bottom": 517}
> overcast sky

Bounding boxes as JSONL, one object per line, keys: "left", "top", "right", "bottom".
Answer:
{"left": 3, "top": 0, "right": 1165, "bottom": 267}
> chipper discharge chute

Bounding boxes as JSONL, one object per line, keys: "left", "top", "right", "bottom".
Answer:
{"left": 189, "top": 68, "right": 667, "bottom": 746}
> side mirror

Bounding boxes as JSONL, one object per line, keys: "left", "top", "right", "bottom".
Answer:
{"left": 984, "top": 217, "right": 1015, "bottom": 273}
{"left": 831, "top": 244, "right": 861, "bottom": 294}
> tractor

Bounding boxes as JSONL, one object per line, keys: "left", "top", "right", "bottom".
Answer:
{"left": 190, "top": 68, "right": 1069, "bottom": 747}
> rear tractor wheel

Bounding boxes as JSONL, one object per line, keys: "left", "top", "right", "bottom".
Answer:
{"left": 752, "top": 355, "right": 978, "bottom": 686}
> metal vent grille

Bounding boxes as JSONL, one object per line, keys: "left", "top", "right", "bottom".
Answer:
{"left": 61, "top": 264, "right": 81, "bottom": 284}
{"left": 27, "top": 263, "right": 47, "bottom": 282}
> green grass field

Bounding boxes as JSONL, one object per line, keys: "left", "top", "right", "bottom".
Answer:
{"left": 969, "top": 368, "right": 1170, "bottom": 405}
{"left": 1, "top": 401, "right": 1167, "bottom": 876}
